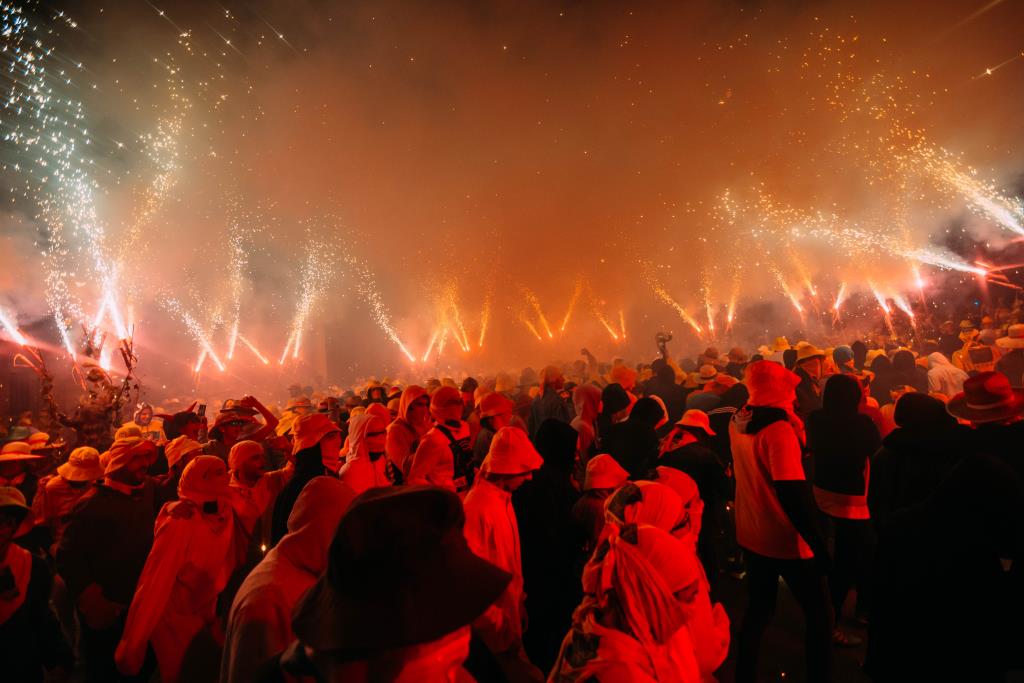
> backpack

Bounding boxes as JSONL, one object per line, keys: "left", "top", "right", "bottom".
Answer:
{"left": 436, "top": 424, "right": 474, "bottom": 492}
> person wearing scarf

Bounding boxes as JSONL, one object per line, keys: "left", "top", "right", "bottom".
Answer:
{"left": 115, "top": 456, "right": 239, "bottom": 682}
{"left": 551, "top": 523, "right": 702, "bottom": 682}
{"left": 731, "top": 361, "right": 832, "bottom": 683}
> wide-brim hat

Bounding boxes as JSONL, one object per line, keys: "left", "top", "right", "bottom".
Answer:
{"left": 0, "top": 486, "right": 32, "bottom": 535}
{"left": 209, "top": 411, "right": 255, "bottom": 437}
{"left": 795, "top": 342, "right": 826, "bottom": 363}
{"left": 677, "top": 409, "right": 716, "bottom": 436}
{"left": 218, "top": 399, "right": 258, "bottom": 416}
{"left": 727, "top": 347, "right": 749, "bottom": 363}
{"left": 0, "top": 441, "right": 44, "bottom": 463}
{"left": 996, "top": 324, "right": 1024, "bottom": 350}
{"left": 57, "top": 447, "right": 103, "bottom": 482}
{"left": 291, "top": 413, "right": 341, "bottom": 455}
{"left": 697, "top": 364, "right": 718, "bottom": 382}
{"left": 947, "top": 371, "right": 1024, "bottom": 423}
{"left": 292, "top": 486, "right": 511, "bottom": 653}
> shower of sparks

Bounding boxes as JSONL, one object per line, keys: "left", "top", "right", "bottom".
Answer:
{"left": 162, "top": 296, "right": 224, "bottom": 371}
{"left": 284, "top": 235, "right": 336, "bottom": 363}
{"left": 436, "top": 327, "right": 450, "bottom": 356}
{"left": 701, "top": 276, "right": 715, "bottom": 336}
{"left": 618, "top": 310, "right": 627, "bottom": 340}
{"left": 194, "top": 348, "right": 208, "bottom": 374}
{"left": 0, "top": 308, "right": 27, "bottom": 346}
{"left": 522, "top": 288, "right": 554, "bottom": 339}
{"left": 892, "top": 294, "right": 916, "bottom": 324}
{"left": 345, "top": 254, "right": 416, "bottom": 362}
{"left": 560, "top": 278, "right": 584, "bottom": 332}
{"left": 650, "top": 282, "right": 702, "bottom": 335}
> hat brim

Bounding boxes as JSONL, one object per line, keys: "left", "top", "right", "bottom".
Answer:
{"left": 996, "top": 337, "right": 1024, "bottom": 350}
{"left": 678, "top": 421, "right": 716, "bottom": 437}
{"left": 947, "top": 389, "right": 1024, "bottom": 423}
{"left": 292, "top": 547, "right": 511, "bottom": 653}
{"left": 0, "top": 453, "right": 44, "bottom": 463}
{"left": 56, "top": 462, "right": 104, "bottom": 482}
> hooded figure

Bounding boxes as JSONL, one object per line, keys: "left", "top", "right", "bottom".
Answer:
{"left": 602, "top": 397, "right": 663, "bottom": 479}
{"left": 570, "top": 383, "right": 602, "bottom": 462}
{"left": 551, "top": 524, "right": 703, "bottom": 683}
{"left": 408, "top": 387, "right": 473, "bottom": 493}
{"left": 339, "top": 413, "right": 391, "bottom": 494}
{"left": 645, "top": 358, "right": 689, "bottom": 424}
{"left": 270, "top": 413, "right": 341, "bottom": 546}
{"left": 926, "top": 351, "right": 968, "bottom": 397}
{"left": 528, "top": 366, "right": 573, "bottom": 439}
{"left": 462, "top": 427, "right": 545, "bottom": 681}
{"left": 512, "top": 419, "right": 584, "bottom": 672}
{"left": 891, "top": 349, "right": 928, "bottom": 393}
{"left": 116, "top": 456, "right": 238, "bottom": 682}
{"left": 221, "top": 477, "right": 357, "bottom": 683}
{"left": 386, "top": 385, "right": 431, "bottom": 482}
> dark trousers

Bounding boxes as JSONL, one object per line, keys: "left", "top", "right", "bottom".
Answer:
{"left": 825, "top": 515, "right": 874, "bottom": 619}
{"left": 77, "top": 611, "right": 154, "bottom": 683}
{"left": 736, "top": 550, "right": 834, "bottom": 683}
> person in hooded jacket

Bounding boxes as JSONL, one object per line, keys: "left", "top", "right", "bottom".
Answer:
{"left": 408, "top": 386, "right": 474, "bottom": 493}
{"left": 0, "top": 487, "right": 73, "bottom": 683}
{"left": 603, "top": 397, "right": 663, "bottom": 480}
{"left": 512, "top": 419, "right": 584, "bottom": 673}
{"left": 926, "top": 351, "right": 968, "bottom": 397}
{"left": 890, "top": 349, "right": 928, "bottom": 394}
{"left": 731, "top": 361, "right": 832, "bottom": 683}
{"left": 115, "top": 456, "right": 239, "bottom": 682}
{"left": 868, "top": 354, "right": 895, "bottom": 406}
{"left": 572, "top": 454, "right": 630, "bottom": 557}
{"left": 31, "top": 446, "right": 104, "bottom": 550}
{"left": 385, "top": 385, "right": 430, "bottom": 483}
{"left": 867, "top": 391, "right": 1024, "bottom": 681}
{"left": 339, "top": 412, "right": 391, "bottom": 494}
{"left": 462, "top": 426, "right": 545, "bottom": 682}
{"left": 595, "top": 383, "right": 631, "bottom": 451}
{"left": 527, "top": 366, "right": 574, "bottom": 440}
{"left": 644, "top": 358, "right": 688, "bottom": 425}
{"left": 550, "top": 524, "right": 705, "bottom": 683}
{"left": 270, "top": 413, "right": 341, "bottom": 546}
{"left": 806, "top": 374, "right": 881, "bottom": 645}
{"left": 221, "top": 476, "right": 357, "bottom": 683}
{"left": 474, "top": 392, "right": 516, "bottom": 470}
{"left": 56, "top": 437, "right": 163, "bottom": 682}
{"left": 227, "top": 440, "right": 292, "bottom": 553}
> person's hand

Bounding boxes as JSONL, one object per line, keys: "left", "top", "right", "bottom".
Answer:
{"left": 77, "top": 584, "right": 124, "bottom": 630}
{"left": 114, "top": 639, "right": 144, "bottom": 677}
{"left": 240, "top": 395, "right": 259, "bottom": 410}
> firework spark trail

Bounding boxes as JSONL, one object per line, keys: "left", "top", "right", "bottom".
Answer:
{"left": 477, "top": 297, "right": 490, "bottom": 349}
{"left": 560, "top": 278, "right": 584, "bottom": 332}
{"left": 650, "top": 283, "right": 702, "bottom": 334}
{"left": 0, "top": 308, "right": 27, "bottom": 346}
{"left": 437, "top": 327, "right": 450, "bottom": 356}
{"left": 443, "top": 286, "right": 471, "bottom": 352}
{"left": 422, "top": 328, "right": 440, "bottom": 362}
{"left": 344, "top": 254, "right": 416, "bottom": 362}
{"left": 284, "top": 236, "right": 337, "bottom": 362}
{"left": 522, "top": 289, "right": 554, "bottom": 339}
{"left": 892, "top": 294, "right": 916, "bottom": 326}
{"left": 522, "top": 318, "right": 543, "bottom": 341}
{"left": 771, "top": 265, "right": 803, "bottom": 315}
{"left": 701, "top": 275, "right": 715, "bottom": 336}
{"left": 618, "top": 310, "right": 627, "bottom": 340}
{"left": 162, "top": 296, "right": 224, "bottom": 371}
{"left": 833, "top": 282, "right": 848, "bottom": 313}
{"left": 279, "top": 332, "right": 295, "bottom": 365}
{"left": 1, "top": 3, "right": 119, "bottom": 344}
{"left": 907, "top": 142, "right": 1024, "bottom": 236}
{"left": 238, "top": 334, "right": 269, "bottom": 364}
{"left": 194, "top": 348, "right": 208, "bottom": 374}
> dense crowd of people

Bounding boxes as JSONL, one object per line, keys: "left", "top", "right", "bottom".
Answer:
{"left": 0, "top": 313, "right": 1022, "bottom": 682}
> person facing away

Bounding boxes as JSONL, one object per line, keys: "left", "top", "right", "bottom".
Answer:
{"left": 527, "top": 365, "right": 573, "bottom": 439}
{"left": 730, "top": 360, "right": 833, "bottom": 683}
{"left": 221, "top": 476, "right": 357, "bottom": 683}
{"left": 806, "top": 373, "right": 882, "bottom": 645}
{"left": 270, "top": 413, "right": 341, "bottom": 546}
{"left": 603, "top": 397, "right": 664, "bottom": 480}
{"left": 115, "top": 456, "right": 240, "bottom": 683}
{"left": 407, "top": 386, "right": 474, "bottom": 493}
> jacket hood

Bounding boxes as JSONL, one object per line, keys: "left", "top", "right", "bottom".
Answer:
{"left": 276, "top": 476, "right": 357, "bottom": 575}
{"left": 346, "top": 413, "right": 388, "bottom": 463}
{"left": 927, "top": 352, "right": 952, "bottom": 369}
{"left": 573, "top": 384, "right": 601, "bottom": 423}
{"left": 398, "top": 385, "right": 428, "bottom": 423}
